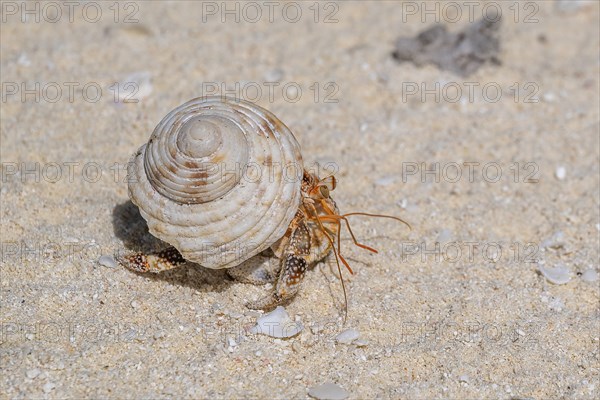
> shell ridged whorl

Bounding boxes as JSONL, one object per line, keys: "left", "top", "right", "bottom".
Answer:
{"left": 128, "top": 96, "right": 303, "bottom": 269}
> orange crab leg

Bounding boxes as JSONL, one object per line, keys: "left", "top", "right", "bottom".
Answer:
{"left": 313, "top": 213, "right": 355, "bottom": 275}
{"left": 317, "top": 207, "right": 412, "bottom": 277}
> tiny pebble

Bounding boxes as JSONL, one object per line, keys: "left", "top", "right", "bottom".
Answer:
{"left": 354, "top": 339, "right": 369, "bottom": 347}
{"left": 43, "top": 382, "right": 55, "bottom": 393}
{"left": 131, "top": 300, "right": 140, "bottom": 309}
{"left": 308, "top": 382, "right": 350, "bottom": 400}
{"left": 292, "top": 341, "right": 302, "bottom": 352}
{"left": 555, "top": 166, "right": 566, "bottom": 180}
{"left": 335, "top": 328, "right": 360, "bottom": 344}
{"left": 538, "top": 263, "right": 571, "bottom": 284}
{"left": 581, "top": 269, "right": 599, "bottom": 282}
{"left": 264, "top": 68, "right": 284, "bottom": 82}
{"left": 227, "top": 336, "right": 237, "bottom": 347}
{"left": 459, "top": 375, "right": 469, "bottom": 383}
{"left": 549, "top": 297, "right": 565, "bottom": 312}
{"left": 245, "top": 310, "right": 262, "bottom": 318}
{"left": 26, "top": 368, "right": 41, "bottom": 379}
{"left": 98, "top": 255, "right": 117, "bottom": 268}
{"left": 286, "top": 85, "right": 299, "bottom": 100}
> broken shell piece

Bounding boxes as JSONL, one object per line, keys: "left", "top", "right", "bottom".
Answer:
{"left": 538, "top": 263, "right": 571, "bottom": 285}
{"left": 98, "top": 255, "right": 117, "bottom": 268}
{"left": 335, "top": 328, "right": 360, "bottom": 344}
{"left": 541, "top": 231, "right": 566, "bottom": 249}
{"left": 248, "top": 306, "right": 303, "bottom": 338}
{"left": 308, "top": 382, "right": 349, "bottom": 400}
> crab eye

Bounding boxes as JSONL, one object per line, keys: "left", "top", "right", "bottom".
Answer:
{"left": 319, "top": 185, "right": 329, "bottom": 198}
{"left": 321, "top": 176, "right": 336, "bottom": 191}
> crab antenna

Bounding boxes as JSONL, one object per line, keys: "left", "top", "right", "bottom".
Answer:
{"left": 342, "top": 212, "right": 412, "bottom": 231}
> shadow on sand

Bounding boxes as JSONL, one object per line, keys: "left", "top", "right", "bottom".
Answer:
{"left": 111, "top": 200, "right": 232, "bottom": 294}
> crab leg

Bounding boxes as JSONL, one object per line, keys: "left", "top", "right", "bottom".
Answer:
{"left": 117, "top": 246, "right": 186, "bottom": 273}
{"left": 247, "top": 218, "right": 311, "bottom": 310}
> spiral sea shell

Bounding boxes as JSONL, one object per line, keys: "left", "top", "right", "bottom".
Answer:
{"left": 127, "top": 96, "right": 304, "bottom": 269}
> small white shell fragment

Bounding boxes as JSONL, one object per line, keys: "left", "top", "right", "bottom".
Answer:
{"left": 375, "top": 175, "right": 396, "bottom": 186}
{"left": 249, "top": 306, "right": 303, "bottom": 338}
{"left": 543, "top": 92, "right": 556, "bottom": 103}
{"left": 26, "top": 368, "right": 41, "bottom": 379}
{"left": 120, "top": 71, "right": 153, "bottom": 101}
{"left": 263, "top": 68, "right": 284, "bottom": 81}
{"left": 308, "top": 382, "right": 349, "bottom": 400}
{"left": 335, "top": 328, "right": 360, "bottom": 344}
{"left": 541, "top": 231, "right": 566, "bottom": 249}
{"left": 581, "top": 269, "right": 599, "bottom": 282}
{"left": 17, "top": 53, "right": 31, "bottom": 66}
{"left": 98, "top": 255, "right": 117, "bottom": 268}
{"left": 43, "top": 382, "right": 55, "bottom": 393}
{"left": 556, "top": 0, "right": 587, "bottom": 12}
{"left": 227, "top": 336, "right": 237, "bottom": 347}
{"left": 549, "top": 297, "right": 565, "bottom": 312}
{"left": 555, "top": 166, "right": 566, "bottom": 180}
{"left": 538, "top": 263, "right": 571, "bottom": 285}
{"left": 436, "top": 228, "right": 452, "bottom": 244}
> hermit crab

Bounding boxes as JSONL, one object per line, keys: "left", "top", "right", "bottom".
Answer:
{"left": 118, "top": 96, "right": 409, "bottom": 314}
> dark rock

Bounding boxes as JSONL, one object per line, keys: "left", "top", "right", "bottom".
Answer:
{"left": 392, "top": 18, "right": 502, "bottom": 77}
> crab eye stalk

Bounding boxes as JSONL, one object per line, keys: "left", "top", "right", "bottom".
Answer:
{"left": 319, "top": 185, "right": 330, "bottom": 198}
{"left": 321, "top": 175, "right": 336, "bottom": 191}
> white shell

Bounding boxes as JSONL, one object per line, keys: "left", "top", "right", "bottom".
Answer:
{"left": 128, "top": 96, "right": 303, "bottom": 269}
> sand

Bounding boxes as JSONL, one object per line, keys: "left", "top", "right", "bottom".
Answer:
{"left": 1, "top": 1, "right": 599, "bottom": 398}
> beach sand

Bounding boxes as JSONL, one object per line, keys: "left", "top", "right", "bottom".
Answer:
{"left": 1, "top": 1, "right": 599, "bottom": 398}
